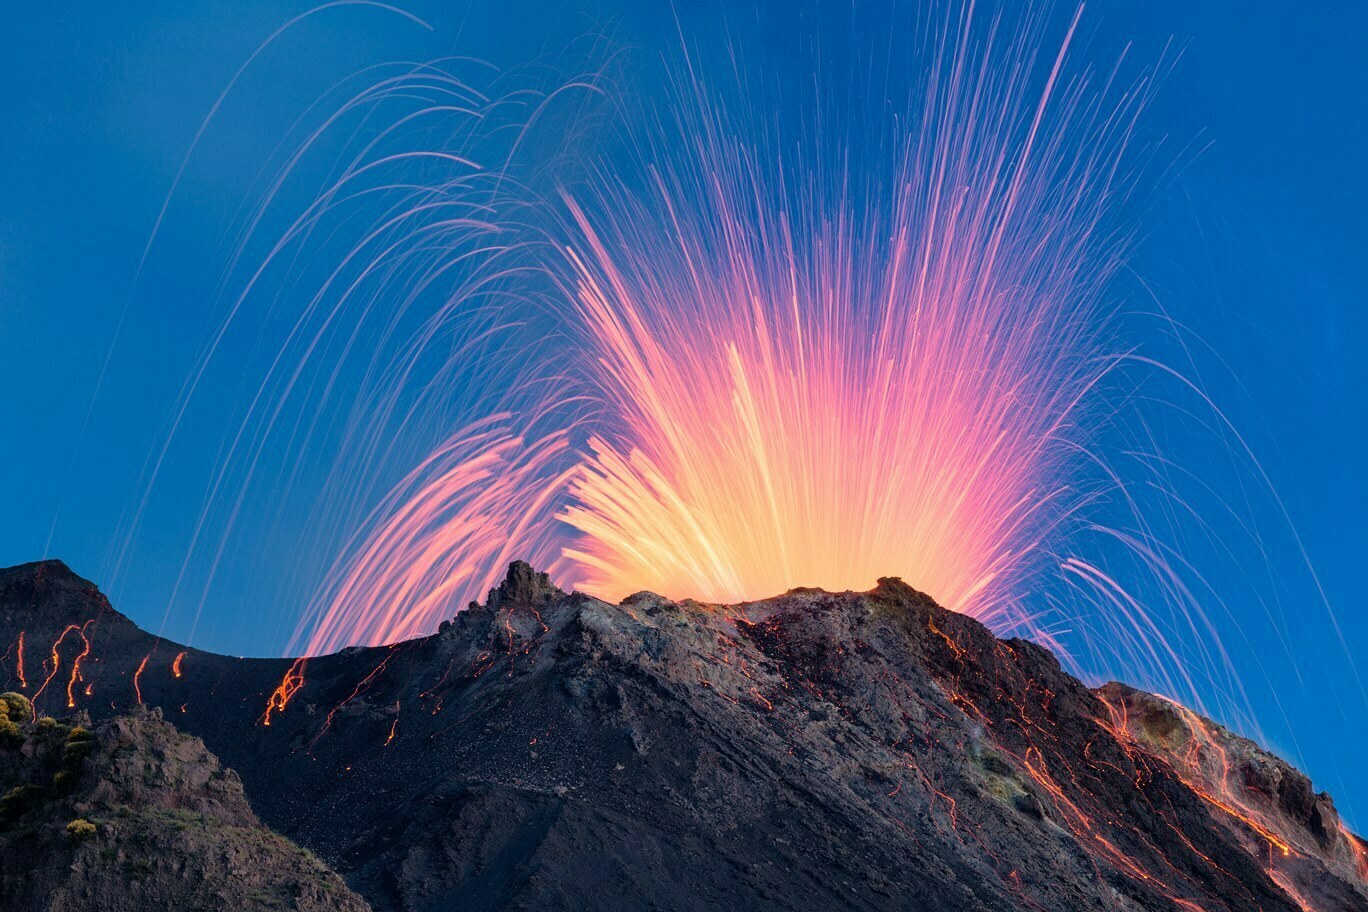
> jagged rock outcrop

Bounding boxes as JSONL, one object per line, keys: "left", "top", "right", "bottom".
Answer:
{"left": 0, "top": 558, "right": 1364, "bottom": 911}
{"left": 0, "top": 700, "right": 368, "bottom": 912}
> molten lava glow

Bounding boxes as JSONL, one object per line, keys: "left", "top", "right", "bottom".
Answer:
{"left": 261, "top": 656, "right": 307, "bottom": 726}
{"left": 31, "top": 623, "right": 92, "bottom": 717}
{"left": 132, "top": 654, "right": 149, "bottom": 706}
{"left": 306, "top": 422, "right": 575, "bottom": 654}
{"left": 1089, "top": 687, "right": 1368, "bottom": 909}
{"left": 550, "top": 9, "right": 1123, "bottom": 616}
{"left": 287, "top": 5, "right": 1153, "bottom": 656}
{"left": 65, "top": 627, "right": 91, "bottom": 708}
{"left": 1, "top": 632, "right": 25, "bottom": 689}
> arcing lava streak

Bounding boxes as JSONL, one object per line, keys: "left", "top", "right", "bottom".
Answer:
{"left": 296, "top": 3, "right": 1164, "bottom": 664}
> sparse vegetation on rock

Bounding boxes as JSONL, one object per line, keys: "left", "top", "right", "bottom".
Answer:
{"left": 64, "top": 817, "right": 96, "bottom": 841}
{"left": 0, "top": 692, "right": 30, "bottom": 722}
{"left": 0, "top": 707, "right": 370, "bottom": 911}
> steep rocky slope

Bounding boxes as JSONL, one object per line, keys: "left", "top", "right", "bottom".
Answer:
{"left": 1097, "top": 682, "right": 1368, "bottom": 912}
{"left": 0, "top": 696, "right": 368, "bottom": 911}
{"left": 0, "top": 558, "right": 1363, "bottom": 911}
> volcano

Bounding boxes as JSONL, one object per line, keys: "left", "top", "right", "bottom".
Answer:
{"left": 0, "top": 559, "right": 1363, "bottom": 911}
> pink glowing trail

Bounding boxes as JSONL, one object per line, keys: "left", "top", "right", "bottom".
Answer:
{"left": 296, "top": 5, "right": 1160, "bottom": 659}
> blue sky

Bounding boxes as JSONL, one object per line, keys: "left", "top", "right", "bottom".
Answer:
{"left": 2, "top": 2, "right": 1365, "bottom": 823}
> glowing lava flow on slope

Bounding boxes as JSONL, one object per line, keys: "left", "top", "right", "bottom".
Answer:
{"left": 1093, "top": 684, "right": 1368, "bottom": 909}
{"left": 29, "top": 622, "right": 92, "bottom": 717}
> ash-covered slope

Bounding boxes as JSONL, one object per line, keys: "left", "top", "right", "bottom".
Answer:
{"left": 0, "top": 558, "right": 1364, "bottom": 911}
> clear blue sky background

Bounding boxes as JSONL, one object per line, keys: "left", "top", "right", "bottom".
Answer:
{"left": 1, "top": 2, "right": 1365, "bottom": 823}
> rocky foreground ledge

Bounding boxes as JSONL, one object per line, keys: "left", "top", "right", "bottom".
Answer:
{"left": 0, "top": 698, "right": 366, "bottom": 911}
{"left": 0, "top": 559, "right": 1364, "bottom": 911}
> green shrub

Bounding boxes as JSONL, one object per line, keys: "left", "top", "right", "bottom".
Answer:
{"left": 63, "top": 728, "right": 95, "bottom": 768}
{"left": 65, "top": 818, "right": 97, "bottom": 842}
{"left": 0, "top": 784, "right": 43, "bottom": 818}
{"left": 123, "top": 858, "right": 153, "bottom": 880}
{"left": 0, "top": 717, "right": 21, "bottom": 749}
{"left": 0, "top": 692, "right": 30, "bottom": 722}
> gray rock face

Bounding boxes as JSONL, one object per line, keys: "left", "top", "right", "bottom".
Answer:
{"left": 0, "top": 558, "right": 1364, "bottom": 911}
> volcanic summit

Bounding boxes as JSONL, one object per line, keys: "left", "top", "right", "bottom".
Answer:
{"left": 0, "top": 559, "right": 1363, "bottom": 911}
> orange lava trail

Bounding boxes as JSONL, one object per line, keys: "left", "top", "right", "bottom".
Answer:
{"left": 1098, "top": 691, "right": 1295, "bottom": 861}
{"left": 310, "top": 651, "right": 394, "bottom": 749}
{"left": 0, "top": 635, "right": 20, "bottom": 688}
{"left": 1346, "top": 826, "right": 1368, "bottom": 881}
{"left": 172, "top": 651, "right": 186, "bottom": 678}
{"left": 132, "top": 655, "right": 150, "bottom": 705}
{"left": 419, "top": 655, "right": 458, "bottom": 700}
{"left": 1267, "top": 869, "right": 1316, "bottom": 912}
{"left": 923, "top": 618, "right": 1243, "bottom": 911}
{"left": 65, "top": 624, "right": 92, "bottom": 708}
{"left": 30, "top": 624, "right": 91, "bottom": 719}
{"left": 261, "top": 657, "right": 308, "bottom": 726}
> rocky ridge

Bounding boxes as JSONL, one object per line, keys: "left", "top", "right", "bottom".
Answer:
{"left": 0, "top": 558, "right": 1364, "bottom": 911}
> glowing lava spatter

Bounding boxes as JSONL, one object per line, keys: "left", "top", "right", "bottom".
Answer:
{"left": 910, "top": 613, "right": 1294, "bottom": 911}
{"left": 261, "top": 657, "right": 307, "bottom": 726}
{"left": 288, "top": 3, "right": 1164, "bottom": 664}
{"left": 0, "top": 632, "right": 25, "bottom": 689}
{"left": 1098, "top": 690, "right": 1295, "bottom": 858}
{"left": 311, "top": 650, "right": 394, "bottom": 749}
{"left": 65, "top": 626, "right": 91, "bottom": 708}
{"left": 132, "top": 654, "right": 149, "bottom": 706}
{"left": 734, "top": 598, "right": 1274, "bottom": 911}
{"left": 550, "top": 22, "right": 1125, "bottom": 614}
{"left": 30, "top": 623, "right": 92, "bottom": 718}
{"left": 1092, "top": 685, "right": 1368, "bottom": 910}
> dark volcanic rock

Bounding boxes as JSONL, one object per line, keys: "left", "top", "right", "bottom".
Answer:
{"left": 0, "top": 700, "right": 368, "bottom": 912}
{"left": 0, "top": 558, "right": 1364, "bottom": 911}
